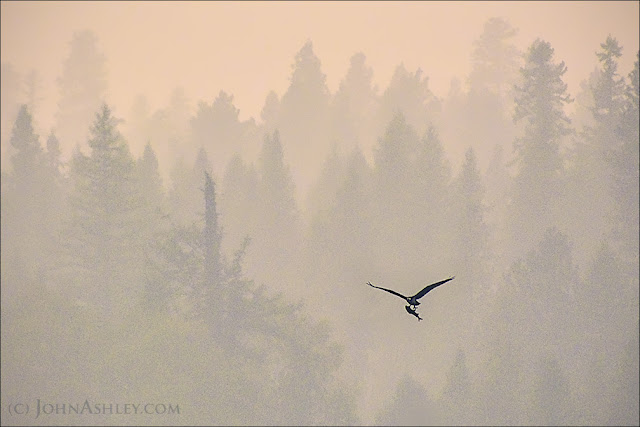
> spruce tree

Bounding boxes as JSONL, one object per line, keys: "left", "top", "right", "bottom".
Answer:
{"left": 2, "top": 105, "right": 50, "bottom": 289}
{"left": 9, "top": 105, "right": 43, "bottom": 182}
{"left": 203, "top": 171, "right": 223, "bottom": 286}
{"left": 136, "top": 142, "right": 165, "bottom": 218}
{"left": 254, "top": 130, "right": 300, "bottom": 291}
{"left": 65, "top": 104, "right": 142, "bottom": 316}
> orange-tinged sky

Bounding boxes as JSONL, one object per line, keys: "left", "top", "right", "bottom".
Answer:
{"left": 2, "top": 1, "right": 639, "bottom": 128}
{"left": 1, "top": 3, "right": 639, "bottom": 418}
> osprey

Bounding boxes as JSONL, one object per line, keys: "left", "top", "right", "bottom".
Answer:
{"left": 367, "top": 276, "right": 455, "bottom": 321}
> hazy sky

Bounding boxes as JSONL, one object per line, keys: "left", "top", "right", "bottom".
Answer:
{"left": 1, "top": 1, "right": 639, "bottom": 129}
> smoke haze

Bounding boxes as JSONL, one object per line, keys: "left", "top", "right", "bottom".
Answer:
{"left": 1, "top": 2, "right": 638, "bottom": 426}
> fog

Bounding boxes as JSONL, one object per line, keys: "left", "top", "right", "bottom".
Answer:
{"left": 1, "top": 2, "right": 639, "bottom": 426}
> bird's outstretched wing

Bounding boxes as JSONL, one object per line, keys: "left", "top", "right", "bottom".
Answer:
{"left": 412, "top": 276, "right": 455, "bottom": 300}
{"left": 367, "top": 282, "right": 408, "bottom": 300}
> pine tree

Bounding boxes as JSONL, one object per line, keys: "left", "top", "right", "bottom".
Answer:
{"left": 509, "top": 39, "right": 572, "bottom": 258}
{"left": 220, "top": 154, "right": 260, "bottom": 259}
{"left": 4, "top": 108, "right": 67, "bottom": 287}
{"left": 448, "top": 148, "right": 490, "bottom": 333}
{"left": 330, "top": 52, "right": 378, "bottom": 155}
{"left": 592, "top": 36, "right": 626, "bottom": 122}
{"left": 124, "top": 94, "right": 152, "bottom": 156}
{"left": 375, "top": 63, "right": 440, "bottom": 140}
{"left": 375, "top": 375, "right": 442, "bottom": 425}
{"left": 484, "top": 144, "right": 511, "bottom": 273}
{"left": 168, "top": 147, "right": 211, "bottom": 227}
{"left": 411, "top": 126, "right": 453, "bottom": 268}
{"left": 440, "top": 349, "right": 473, "bottom": 424}
{"left": 136, "top": 142, "right": 165, "bottom": 216}
{"left": 194, "top": 145, "right": 213, "bottom": 180}
{"left": 277, "top": 40, "right": 331, "bottom": 194}
{"left": 373, "top": 112, "right": 418, "bottom": 206}
{"left": 25, "top": 69, "right": 44, "bottom": 120}
{"left": 442, "top": 17, "right": 521, "bottom": 171}
{"left": 144, "top": 86, "right": 192, "bottom": 172}
{"left": 305, "top": 144, "right": 345, "bottom": 221}
{"left": 304, "top": 146, "right": 374, "bottom": 305}
{"left": 451, "top": 147, "right": 489, "bottom": 280}
{"left": 135, "top": 141, "right": 167, "bottom": 265}
{"left": 566, "top": 37, "right": 628, "bottom": 267}
{"left": 532, "top": 355, "right": 572, "bottom": 424}
{"left": 610, "top": 51, "right": 639, "bottom": 264}
{"left": 258, "top": 130, "right": 298, "bottom": 231}
{"left": 483, "top": 228, "right": 580, "bottom": 424}
{"left": 168, "top": 157, "right": 196, "bottom": 226}
{"left": 260, "top": 90, "right": 280, "bottom": 133}
{"left": 372, "top": 112, "right": 421, "bottom": 277}
{"left": 55, "top": 30, "right": 108, "bottom": 149}
{"left": 469, "top": 17, "right": 521, "bottom": 99}
{"left": 372, "top": 114, "right": 454, "bottom": 279}
{"left": 571, "top": 68, "right": 600, "bottom": 132}
{"left": 9, "top": 105, "right": 43, "bottom": 181}
{"left": 190, "top": 90, "right": 247, "bottom": 175}
{"left": 503, "top": 228, "right": 580, "bottom": 369}
{"left": 142, "top": 170, "right": 359, "bottom": 425}
{"left": 45, "top": 131, "right": 63, "bottom": 176}
{"left": 331, "top": 146, "right": 374, "bottom": 278}
{"left": 42, "top": 130, "right": 69, "bottom": 268}
{"left": 1, "top": 62, "right": 24, "bottom": 169}
{"left": 613, "top": 320, "right": 639, "bottom": 425}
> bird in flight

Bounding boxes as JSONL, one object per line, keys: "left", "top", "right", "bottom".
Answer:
{"left": 367, "top": 276, "right": 455, "bottom": 321}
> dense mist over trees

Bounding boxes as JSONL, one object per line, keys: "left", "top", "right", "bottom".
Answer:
{"left": 2, "top": 16, "right": 638, "bottom": 426}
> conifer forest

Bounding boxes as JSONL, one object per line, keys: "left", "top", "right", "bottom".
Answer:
{"left": 1, "top": 3, "right": 638, "bottom": 425}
